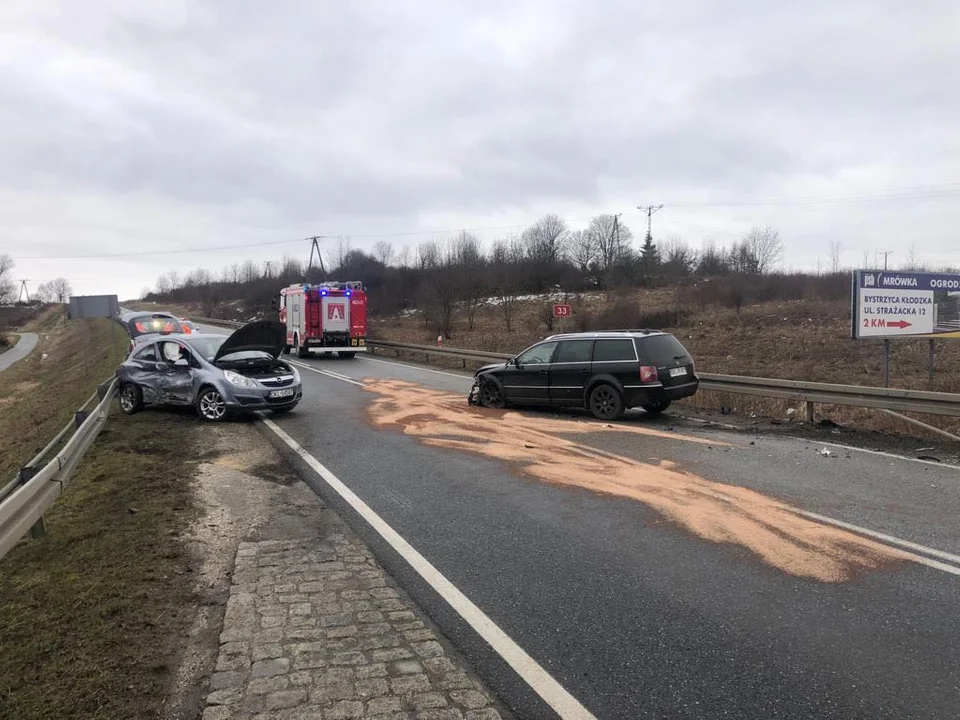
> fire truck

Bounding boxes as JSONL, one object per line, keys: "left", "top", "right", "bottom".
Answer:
{"left": 278, "top": 281, "right": 368, "bottom": 358}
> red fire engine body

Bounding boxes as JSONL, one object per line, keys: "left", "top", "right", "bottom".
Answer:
{"left": 278, "top": 281, "right": 367, "bottom": 358}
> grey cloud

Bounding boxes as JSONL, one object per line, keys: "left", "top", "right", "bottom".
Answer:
{"left": 1, "top": 0, "right": 958, "bottom": 297}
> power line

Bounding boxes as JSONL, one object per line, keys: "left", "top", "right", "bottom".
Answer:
{"left": 9, "top": 218, "right": 600, "bottom": 262}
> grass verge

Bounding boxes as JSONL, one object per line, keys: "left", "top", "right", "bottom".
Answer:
{"left": 0, "top": 309, "right": 128, "bottom": 481}
{"left": 0, "top": 407, "right": 203, "bottom": 720}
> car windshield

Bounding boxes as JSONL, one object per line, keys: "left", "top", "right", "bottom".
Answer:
{"left": 186, "top": 336, "right": 228, "bottom": 361}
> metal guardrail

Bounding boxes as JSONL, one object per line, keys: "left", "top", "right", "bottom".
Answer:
{"left": 363, "top": 339, "right": 960, "bottom": 420}
{"left": 0, "top": 378, "right": 118, "bottom": 560}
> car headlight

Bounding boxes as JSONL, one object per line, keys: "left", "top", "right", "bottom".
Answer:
{"left": 290, "top": 365, "right": 300, "bottom": 383}
{"left": 224, "top": 370, "right": 257, "bottom": 388}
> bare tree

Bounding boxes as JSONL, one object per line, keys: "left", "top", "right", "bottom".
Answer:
{"left": 0, "top": 254, "right": 16, "bottom": 304}
{"left": 904, "top": 243, "right": 920, "bottom": 270}
{"left": 333, "top": 236, "right": 352, "bottom": 272}
{"left": 660, "top": 235, "right": 696, "bottom": 277}
{"left": 417, "top": 241, "right": 439, "bottom": 272}
{"left": 453, "top": 231, "right": 485, "bottom": 330}
{"left": 240, "top": 261, "right": 259, "bottom": 283}
{"left": 34, "top": 281, "right": 54, "bottom": 303}
{"left": 489, "top": 236, "right": 527, "bottom": 332}
{"left": 585, "top": 215, "right": 634, "bottom": 272}
{"left": 50, "top": 277, "right": 72, "bottom": 303}
{"left": 568, "top": 229, "right": 597, "bottom": 275}
{"left": 522, "top": 214, "right": 568, "bottom": 264}
{"left": 373, "top": 241, "right": 394, "bottom": 267}
{"left": 829, "top": 240, "right": 842, "bottom": 273}
{"left": 420, "top": 240, "right": 459, "bottom": 338}
{"left": 742, "top": 225, "right": 783, "bottom": 274}
{"left": 281, "top": 255, "right": 303, "bottom": 279}
{"left": 396, "top": 245, "right": 412, "bottom": 269}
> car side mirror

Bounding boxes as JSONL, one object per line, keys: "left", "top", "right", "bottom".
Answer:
{"left": 511, "top": 357, "right": 521, "bottom": 368}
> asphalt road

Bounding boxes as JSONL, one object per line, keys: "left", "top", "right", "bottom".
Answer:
{"left": 238, "top": 351, "right": 960, "bottom": 720}
{"left": 0, "top": 332, "right": 39, "bottom": 373}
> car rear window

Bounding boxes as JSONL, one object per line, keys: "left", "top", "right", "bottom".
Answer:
{"left": 592, "top": 339, "right": 636, "bottom": 362}
{"left": 554, "top": 339, "right": 593, "bottom": 363}
{"left": 640, "top": 334, "right": 692, "bottom": 364}
{"left": 130, "top": 316, "right": 183, "bottom": 336}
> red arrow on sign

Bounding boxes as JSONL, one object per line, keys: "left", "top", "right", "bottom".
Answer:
{"left": 887, "top": 320, "right": 912, "bottom": 329}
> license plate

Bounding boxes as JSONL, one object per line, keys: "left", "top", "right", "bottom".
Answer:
{"left": 669, "top": 367, "right": 688, "bottom": 378}
{"left": 269, "top": 388, "right": 295, "bottom": 399}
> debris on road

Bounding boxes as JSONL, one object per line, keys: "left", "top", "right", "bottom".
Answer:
{"left": 819, "top": 448, "right": 835, "bottom": 457}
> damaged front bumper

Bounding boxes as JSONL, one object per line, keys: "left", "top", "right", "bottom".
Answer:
{"left": 467, "top": 380, "right": 481, "bottom": 406}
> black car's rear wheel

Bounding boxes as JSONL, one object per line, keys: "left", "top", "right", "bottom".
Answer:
{"left": 589, "top": 383, "right": 624, "bottom": 420}
{"left": 197, "top": 388, "right": 227, "bottom": 422}
{"left": 642, "top": 399, "right": 671, "bottom": 415}
{"left": 478, "top": 379, "right": 506, "bottom": 409}
{"left": 119, "top": 384, "right": 143, "bottom": 415}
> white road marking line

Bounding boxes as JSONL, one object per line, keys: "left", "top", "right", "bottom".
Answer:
{"left": 260, "top": 417, "right": 597, "bottom": 720}
{"left": 797, "top": 509, "right": 960, "bottom": 577}
{"left": 360, "top": 354, "right": 476, "bottom": 380}
{"left": 288, "top": 360, "right": 364, "bottom": 387}
{"left": 792, "top": 438, "right": 960, "bottom": 471}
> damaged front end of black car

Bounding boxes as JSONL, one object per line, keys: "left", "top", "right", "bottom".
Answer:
{"left": 468, "top": 362, "right": 509, "bottom": 409}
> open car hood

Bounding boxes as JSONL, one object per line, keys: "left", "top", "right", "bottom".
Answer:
{"left": 214, "top": 320, "right": 287, "bottom": 362}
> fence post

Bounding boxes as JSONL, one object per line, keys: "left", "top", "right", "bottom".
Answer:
{"left": 74, "top": 410, "right": 89, "bottom": 428}
{"left": 805, "top": 401, "right": 815, "bottom": 423}
{"left": 18, "top": 467, "right": 46, "bottom": 539}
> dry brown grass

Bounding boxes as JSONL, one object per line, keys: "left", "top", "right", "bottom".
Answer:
{"left": 0, "top": 310, "right": 129, "bottom": 481}
{"left": 0, "top": 410, "right": 202, "bottom": 720}
{"left": 0, "top": 306, "right": 205, "bottom": 719}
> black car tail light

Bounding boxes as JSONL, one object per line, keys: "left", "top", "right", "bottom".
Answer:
{"left": 639, "top": 365, "right": 658, "bottom": 382}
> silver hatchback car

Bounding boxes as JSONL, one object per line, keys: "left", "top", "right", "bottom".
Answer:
{"left": 116, "top": 320, "right": 302, "bottom": 421}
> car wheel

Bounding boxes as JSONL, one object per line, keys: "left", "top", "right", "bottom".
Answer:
{"left": 196, "top": 387, "right": 227, "bottom": 422}
{"left": 284, "top": 344, "right": 292, "bottom": 355}
{"left": 642, "top": 399, "right": 671, "bottom": 415}
{"left": 119, "top": 384, "right": 143, "bottom": 415}
{"left": 295, "top": 335, "right": 309, "bottom": 358}
{"left": 478, "top": 378, "right": 506, "bottom": 409}
{"left": 589, "top": 383, "right": 624, "bottom": 420}
{"left": 339, "top": 351, "right": 356, "bottom": 359}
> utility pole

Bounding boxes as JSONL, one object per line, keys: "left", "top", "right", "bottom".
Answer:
{"left": 880, "top": 250, "right": 894, "bottom": 270}
{"left": 263, "top": 260, "right": 275, "bottom": 278}
{"left": 17, "top": 279, "right": 29, "bottom": 303}
{"left": 307, "top": 236, "right": 326, "bottom": 274}
{"left": 637, "top": 204, "right": 664, "bottom": 240}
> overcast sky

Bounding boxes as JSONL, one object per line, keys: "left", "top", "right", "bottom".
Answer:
{"left": 2, "top": 0, "right": 959, "bottom": 300}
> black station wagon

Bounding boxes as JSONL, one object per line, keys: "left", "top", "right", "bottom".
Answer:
{"left": 468, "top": 330, "right": 699, "bottom": 420}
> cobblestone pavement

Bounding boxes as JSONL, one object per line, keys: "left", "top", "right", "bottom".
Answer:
{"left": 203, "top": 534, "right": 508, "bottom": 720}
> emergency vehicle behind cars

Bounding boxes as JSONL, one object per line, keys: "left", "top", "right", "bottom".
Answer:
{"left": 278, "top": 281, "right": 367, "bottom": 358}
